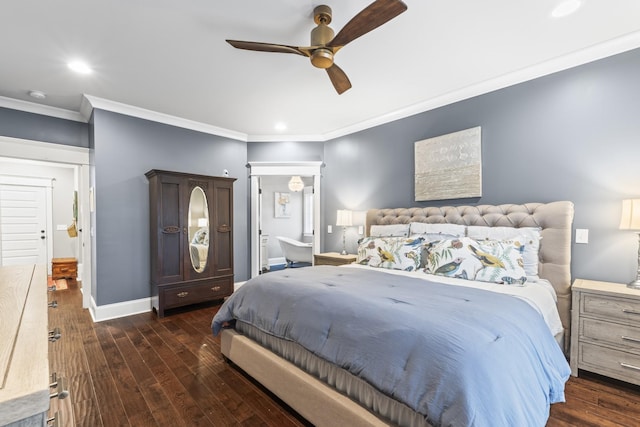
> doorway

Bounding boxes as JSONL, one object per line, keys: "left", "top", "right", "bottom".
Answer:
{"left": 0, "top": 136, "right": 92, "bottom": 309}
{"left": 248, "top": 161, "right": 323, "bottom": 278}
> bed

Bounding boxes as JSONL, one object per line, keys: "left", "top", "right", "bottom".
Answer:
{"left": 212, "top": 201, "right": 574, "bottom": 427}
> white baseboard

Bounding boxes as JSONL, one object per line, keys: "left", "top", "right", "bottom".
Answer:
{"left": 88, "top": 281, "right": 245, "bottom": 322}
{"left": 90, "top": 295, "right": 152, "bottom": 322}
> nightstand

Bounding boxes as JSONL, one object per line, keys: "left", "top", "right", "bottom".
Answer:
{"left": 570, "top": 278, "right": 640, "bottom": 386}
{"left": 314, "top": 252, "right": 357, "bottom": 266}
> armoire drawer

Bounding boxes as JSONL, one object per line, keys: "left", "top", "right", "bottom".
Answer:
{"left": 162, "top": 280, "right": 233, "bottom": 309}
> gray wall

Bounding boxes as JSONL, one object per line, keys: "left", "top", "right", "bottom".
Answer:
{"left": 91, "top": 109, "right": 248, "bottom": 305}
{"left": 0, "top": 107, "right": 89, "bottom": 147}
{"left": 320, "top": 47, "right": 640, "bottom": 285}
{"left": 3, "top": 44, "right": 640, "bottom": 308}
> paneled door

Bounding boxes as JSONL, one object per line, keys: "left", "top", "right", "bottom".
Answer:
{"left": 0, "top": 184, "right": 48, "bottom": 266}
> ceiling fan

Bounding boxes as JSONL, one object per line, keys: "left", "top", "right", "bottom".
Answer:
{"left": 226, "top": 0, "right": 408, "bottom": 94}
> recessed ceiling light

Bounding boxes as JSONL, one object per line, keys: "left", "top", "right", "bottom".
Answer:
{"left": 67, "top": 60, "right": 93, "bottom": 74}
{"left": 28, "top": 90, "right": 46, "bottom": 99}
{"left": 274, "top": 122, "right": 287, "bottom": 131}
{"left": 551, "top": 0, "right": 582, "bottom": 18}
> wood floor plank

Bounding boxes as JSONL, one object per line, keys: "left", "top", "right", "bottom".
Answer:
{"left": 72, "top": 398, "right": 103, "bottom": 427}
{"left": 46, "top": 281, "right": 640, "bottom": 426}
{"left": 146, "top": 318, "right": 241, "bottom": 426}
{"left": 126, "top": 316, "right": 215, "bottom": 426}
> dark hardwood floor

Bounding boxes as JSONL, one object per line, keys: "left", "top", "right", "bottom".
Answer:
{"left": 48, "top": 283, "right": 640, "bottom": 426}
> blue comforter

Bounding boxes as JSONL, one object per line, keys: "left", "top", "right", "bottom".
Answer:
{"left": 212, "top": 266, "right": 570, "bottom": 427}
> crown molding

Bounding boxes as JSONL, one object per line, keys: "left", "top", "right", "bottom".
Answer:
{"left": 82, "top": 95, "right": 248, "bottom": 141}
{"left": 0, "top": 96, "right": 85, "bottom": 123}
{"left": 3, "top": 31, "right": 640, "bottom": 143}
{"left": 320, "top": 30, "right": 640, "bottom": 142}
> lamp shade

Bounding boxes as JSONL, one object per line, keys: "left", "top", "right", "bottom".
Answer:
{"left": 620, "top": 199, "right": 640, "bottom": 230}
{"left": 288, "top": 176, "right": 304, "bottom": 192}
{"left": 336, "top": 209, "right": 353, "bottom": 227}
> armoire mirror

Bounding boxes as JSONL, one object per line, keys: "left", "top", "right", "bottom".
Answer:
{"left": 188, "top": 186, "right": 209, "bottom": 273}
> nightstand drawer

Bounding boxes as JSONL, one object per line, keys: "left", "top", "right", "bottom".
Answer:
{"left": 581, "top": 317, "right": 640, "bottom": 351}
{"left": 582, "top": 293, "right": 640, "bottom": 325}
{"left": 580, "top": 342, "right": 640, "bottom": 385}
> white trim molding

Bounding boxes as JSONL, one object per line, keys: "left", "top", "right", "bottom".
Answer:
{"left": 90, "top": 296, "right": 152, "bottom": 322}
{"left": 81, "top": 94, "right": 248, "bottom": 142}
{"left": 0, "top": 136, "right": 90, "bottom": 165}
{"left": 0, "top": 96, "right": 86, "bottom": 123}
{"left": 2, "top": 31, "right": 640, "bottom": 143}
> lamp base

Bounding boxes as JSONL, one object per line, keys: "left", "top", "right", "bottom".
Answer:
{"left": 628, "top": 280, "right": 640, "bottom": 290}
{"left": 340, "top": 249, "right": 348, "bottom": 255}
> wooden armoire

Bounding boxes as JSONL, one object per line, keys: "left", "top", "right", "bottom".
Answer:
{"left": 146, "top": 169, "right": 235, "bottom": 317}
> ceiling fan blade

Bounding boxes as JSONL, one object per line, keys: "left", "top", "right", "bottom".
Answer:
{"left": 327, "top": 0, "right": 407, "bottom": 48}
{"left": 326, "top": 64, "right": 352, "bottom": 95}
{"left": 226, "top": 40, "right": 309, "bottom": 57}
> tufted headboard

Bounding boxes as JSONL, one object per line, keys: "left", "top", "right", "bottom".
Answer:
{"left": 365, "top": 201, "right": 575, "bottom": 349}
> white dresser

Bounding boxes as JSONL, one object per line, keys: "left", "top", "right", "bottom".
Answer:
{"left": 0, "top": 265, "right": 50, "bottom": 427}
{"left": 570, "top": 278, "right": 640, "bottom": 385}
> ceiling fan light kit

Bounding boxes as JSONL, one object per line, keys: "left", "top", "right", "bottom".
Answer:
{"left": 226, "top": 0, "right": 407, "bottom": 94}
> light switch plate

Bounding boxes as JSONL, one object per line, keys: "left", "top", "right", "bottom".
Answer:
{"left": 575, "top": 228, "right": 589, "bottom": 244}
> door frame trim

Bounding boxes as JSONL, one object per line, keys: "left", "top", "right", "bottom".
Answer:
{"left": 248, "top": 161, "right": 323, "bottom": 278}
{"left": 0, "top": 136, "right": 92, "bottom": 310}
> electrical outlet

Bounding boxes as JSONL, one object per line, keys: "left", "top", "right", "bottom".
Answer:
{"left": 358, "top": 225, "right": 364, "bottom": 235}
{"left": 328, "top": 225, "right": 332, "bottom": 234}
{"left": 575, "top": 229, "right": 589, "bottom": 244}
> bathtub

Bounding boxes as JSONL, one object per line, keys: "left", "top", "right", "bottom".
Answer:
{"left": 276, "top": 236, "right": 313, "bottom": 266}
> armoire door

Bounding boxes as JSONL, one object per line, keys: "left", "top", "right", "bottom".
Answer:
{"left": 212, "top": 179, "right": 233, "bottom": 277}
{"left": 151, "top": 173, "right": 184, "bottom": 285}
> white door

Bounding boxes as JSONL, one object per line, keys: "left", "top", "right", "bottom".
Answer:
{"left": 0, "top": 184, "right": 48, "bottom": 266}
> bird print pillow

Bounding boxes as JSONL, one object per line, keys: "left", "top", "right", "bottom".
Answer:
{"left": 357, "top": 236, "right": 423, "bottom": 271}
{"left": 424, "top": 237, "right": 527, "bottom": 285}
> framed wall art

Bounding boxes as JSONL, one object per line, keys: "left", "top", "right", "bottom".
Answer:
{"left": 414, "top": 126, "right": 482, "bottom": 201}
{"left": 274, "top": 192, "right": 291, "bottom": 218}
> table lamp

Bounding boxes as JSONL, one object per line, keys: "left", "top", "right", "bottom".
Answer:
{"left": 336, "top": 209, "right": 353, "bottom": 255}
{"left": 620, "top": 199, "right": 640, "bottom": 289}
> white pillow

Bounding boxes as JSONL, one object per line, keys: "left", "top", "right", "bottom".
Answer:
{"left": 409, "top": 222, "right": 466, "bottom": 237}
{"left": 466, "top": 226, "right": 541, "bottom": 279}
{"left": 369, "top": 224, "right": 410, "bottom": 237}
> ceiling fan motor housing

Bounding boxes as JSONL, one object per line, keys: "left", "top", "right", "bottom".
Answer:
{"left": 310, "top": 48, "right": 334, "bottom": 68}
{"left": 310, "top": 6, "right": 335, "bottom": 69}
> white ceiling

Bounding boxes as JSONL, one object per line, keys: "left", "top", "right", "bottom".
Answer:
{"left": 2, "top": 0, "right": 640, "bottom": 142}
